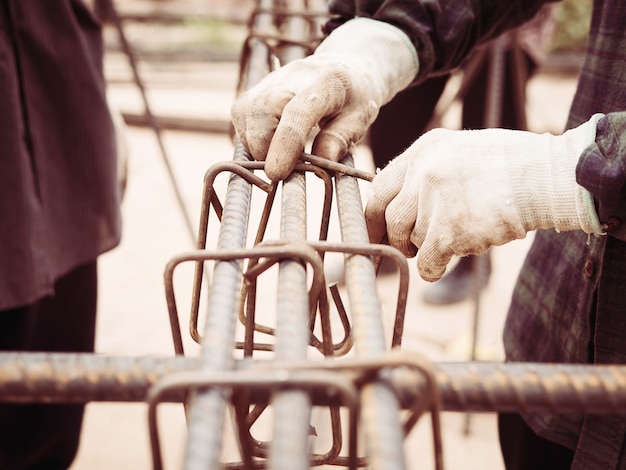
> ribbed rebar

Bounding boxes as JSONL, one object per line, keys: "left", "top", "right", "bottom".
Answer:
{"left": 269, "top": 173, "right": 312, "bottom": 470}
{"left": 1, "top": 353, "right": 626, "bottom": 417}
{"left": 335, "top": 156, "right": 407, "bottom": 470}
{"left": 397, "top": 361, "right": 626, "bottom": 415}
{"left": 267, "top": 1, "right": 315, "bottom": 467}
{"left": 0, "top": 353, "right": 194, "bottom": 403}
{"left": 182, "top": 144, "right": 253, "bottom": 470}
{"left": 182, "top": 0, "right": 277, "bottom": 466}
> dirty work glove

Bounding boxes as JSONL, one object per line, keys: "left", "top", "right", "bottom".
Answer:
{"left": 231, "top": 17, "right": 418, "bottom": 181}
{"left": 365, "top": 114, "right": 606, "bottom": 282}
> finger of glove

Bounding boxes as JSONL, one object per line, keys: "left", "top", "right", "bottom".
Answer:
{"left": 364, "top": 156, "right": 409, "bottom": 245}
{"left": 415, "top": 231, "right": 454, "bottom": 282}
{"left": 231, "top": 86, "right": 295, "bottom": 162}
{"left": 264, "top": 79, "right": 348, "bottom": 181}
{"left": 311, "top": 101, "right": 378, "bottom": 163}
{"left": 410, "top": 177, "right": 467, "bottom": 281}
{"left": 414, "top": 205, "right": 494, "bottom": 282}
{"left": 384, "top": 175, "right": 420, "bottom": 258}
{"left": 411, "top": 206, "right": 455, "bottom": 282}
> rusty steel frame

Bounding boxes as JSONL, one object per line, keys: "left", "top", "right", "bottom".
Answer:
{"left": 2, "top": 1, "right": 626, "bottom": 470}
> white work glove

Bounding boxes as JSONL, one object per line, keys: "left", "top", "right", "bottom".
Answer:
{"left": 365, "top": 114, "right": 606, "bottom": 282}
{"left": 231, "top": 18, "right": 418, "bottom": 181}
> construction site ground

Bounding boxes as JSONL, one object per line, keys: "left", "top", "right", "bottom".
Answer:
{"left": 68, "top": 27, "right": 582, "bottom": 469}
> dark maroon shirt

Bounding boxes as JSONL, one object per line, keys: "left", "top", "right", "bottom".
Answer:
{"left": 0, "top": 0, "right": 121, "bottom": 310}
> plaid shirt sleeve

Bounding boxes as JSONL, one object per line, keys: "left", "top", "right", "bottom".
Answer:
{"left": 577, "top": 113, "right": 626, "bottom": 242}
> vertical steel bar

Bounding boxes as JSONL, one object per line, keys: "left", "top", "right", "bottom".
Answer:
{"left": 268, "top": 171, "right": 312, "bottom": 470}
{"left": 182, "top": 143, "right": 252, "bottom": 470}
{"left": 335, "top": 156, "right": 406, "bottom": 470}
{"left": 182, "top": 1, "right": 276, "bottom": 468}
{"left": 268, "top": 2, "right": 314, "bottom": 468}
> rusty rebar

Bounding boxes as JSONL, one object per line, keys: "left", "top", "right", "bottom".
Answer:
{"left": 1, "top": 353, "right": 626, "bottom": 416}
{"left": 334, "top": 155, "right": 407, "bottom": 470}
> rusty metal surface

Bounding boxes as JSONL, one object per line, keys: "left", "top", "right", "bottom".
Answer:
{"left": 334, "top": 157, "right": 408, "bottom": 470}
{"left": 159, "top": 148, "right": 414, "bottom": 468}
{"left": 267, "top": 5, "right": 315, "bottom": 467}
{"left": 182, "top": 0, "right": 331, "bottom": 467}
{"left": 182, "top": 151, "right": 253, "bottom": 469}
{"left": 2, "top": 352, "right": 626, "bottom": 415}
{"left": 2, "top": 350, "right": 626, "bottom": 467}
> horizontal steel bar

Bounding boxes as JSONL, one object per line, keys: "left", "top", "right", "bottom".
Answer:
{"left": 0, "top": 353, "right": 625, "bottom": 415}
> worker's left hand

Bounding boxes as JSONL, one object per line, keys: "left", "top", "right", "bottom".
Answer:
{"left": 231, "top": 18, "right": 418, "bottom": 181}
{"left": 365, "top": 118, "right": 605, "bottom": 282}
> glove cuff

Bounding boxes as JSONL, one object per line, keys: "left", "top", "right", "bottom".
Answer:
{"left": 315, "top": 18, "right": 419, "bottom": 105}
{"left": 510, "top": 114, "right": 604, "bottom": 235}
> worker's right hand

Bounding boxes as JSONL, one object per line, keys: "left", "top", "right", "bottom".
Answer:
{"left": 365, "top": 116, "right": 606, "bottom": 282}
{"left": 231, "top": 18, "right": 418, "bottom": 181}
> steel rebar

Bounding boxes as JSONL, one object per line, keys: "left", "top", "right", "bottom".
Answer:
{"left": 1, "top": 353, "right": 626, "bottom": 416}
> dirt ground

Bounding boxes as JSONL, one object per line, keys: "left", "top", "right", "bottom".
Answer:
{"left": 68, "top": 11, "right": 581, "bottom": 469}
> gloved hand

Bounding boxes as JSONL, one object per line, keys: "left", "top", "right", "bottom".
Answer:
{"left": 365, "top": 115, "right": 606, "bottom": 282}
{"left": 231, "top": 18, "right": 418, "bottom": 181}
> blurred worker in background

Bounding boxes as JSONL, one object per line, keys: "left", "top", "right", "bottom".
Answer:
{"left": 232, "top": 0, "right": 626, "bottom": 468}
{"left": 0, "top": 2, "right": 121, "bottom": 468}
